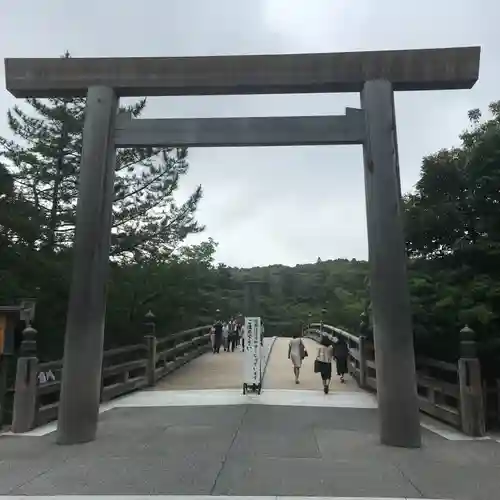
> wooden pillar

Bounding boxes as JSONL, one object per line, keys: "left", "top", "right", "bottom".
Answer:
{"left": 57, "top": 86, "right": 119, "bottom": 445}
{"left": 361, "top": 80, "right": 421, "bottom": 448}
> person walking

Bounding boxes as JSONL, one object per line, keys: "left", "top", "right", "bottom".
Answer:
{"left": 229, "top": 321, "right": 238, "bottom": 352}
{"left": 315, "top": 335, "right": 334, "bottom": 394}
{"left": 213, "top": 319, "right": 223, "bottom": 354}
{"left": 222, "top": 322, "right": 230, "bottom": 351}
{"left": 334, "top": 335, "right": 349, "bottom": 383}
{"left": 240, "top": 322, "right": 245, "bottom": 351}
{"left": 210, "top": 325, "right": 215, "bottom": 352}
{"left": 288, "top": 333, "right": 307, "bottom": 384}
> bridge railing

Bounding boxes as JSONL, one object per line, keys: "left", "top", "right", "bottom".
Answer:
{"left": 305, "top": 323, "right": 485, "bottom": 436}
{"left": 9, "top": 324, "right": 212, "bottom": 433}
{"left": 150, "top": 326, "right": 212, "bottom": 385}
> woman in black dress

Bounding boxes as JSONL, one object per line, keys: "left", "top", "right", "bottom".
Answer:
{"left": 334, "top": 336, "right": 348, "bottom": 383}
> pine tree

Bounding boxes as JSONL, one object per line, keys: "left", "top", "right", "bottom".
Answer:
{"left": 0, "top": 52, "right": 204, "bottom": 263}
{"left": 0, "top": 163, "right": 48, "bottom": 302}
{"left": 0, "top": 164, "right": 42, "bottom": 248}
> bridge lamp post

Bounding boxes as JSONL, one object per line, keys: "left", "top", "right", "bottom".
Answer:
{"left": 320, "top": 308, "right": 327, "bottom": 336}
{"left": 144, "top": 310, "right": 156, "bottom": 336}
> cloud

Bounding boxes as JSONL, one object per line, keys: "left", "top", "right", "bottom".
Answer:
{"left": 260, "top": 0, "right": 354, "bottom": 50}
{"left": 0, "top": 0, "right": 497, "bottom": 267}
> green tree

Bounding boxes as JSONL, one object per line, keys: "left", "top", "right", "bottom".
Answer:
{"left": 404, "top": 100, "right": 500, "bottom": 261}
{"left": 0, "top": 164, "right": 41, "bottom": 252}
{"left": 403, "top": 100, "right": 500, "bottom": 370}
{"left": 0, "top": 164, "right": 44, "bottom": 301}
{"left": 0, "top": 52, "right": 203, "bottom": 263}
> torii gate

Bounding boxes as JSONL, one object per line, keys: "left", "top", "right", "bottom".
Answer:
{"left": 4, "top": 46, "right": 481, "bottom": 448}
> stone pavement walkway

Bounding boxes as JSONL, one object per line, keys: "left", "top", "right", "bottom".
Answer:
{"left": 1, "top": 401, "right": 499, "bottom": 499}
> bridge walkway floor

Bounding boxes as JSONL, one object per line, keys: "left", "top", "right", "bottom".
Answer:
{"left": 264, "top": 337, "right": 362, "bottom": 393}
{"left": 153, "top": 337, "right": 275, "bottom": 391}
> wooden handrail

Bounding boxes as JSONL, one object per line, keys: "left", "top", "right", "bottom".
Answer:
{"left": 10, "top": 323, "right": 213, "bottom": 432}
{"left": 310, "top": 322, "right": 360, "bottom": 344}
{"left": 304, "top": 324, "right": 463, "bottom": 430}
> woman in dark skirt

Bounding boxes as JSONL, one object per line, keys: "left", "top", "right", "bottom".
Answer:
{"left": 334, "top": 336, "right": 349, "bottom": 383}
{"left": 315, "top": 335, "right": 334, "bottom": 394}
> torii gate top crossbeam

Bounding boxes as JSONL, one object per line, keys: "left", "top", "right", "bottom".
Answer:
{"left": 5, "top": 46, "right": 480, "bottom": 98}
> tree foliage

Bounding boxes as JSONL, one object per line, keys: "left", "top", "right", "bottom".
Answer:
{"left": 403, "top": 101, "right": 500, "bottom": 376}
{"left": 0, "top": 53, "right": 203, "bottom": 263}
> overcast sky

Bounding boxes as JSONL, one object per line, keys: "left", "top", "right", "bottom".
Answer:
{"left": 0, "top": 0, "right": 497, "bottom": 267}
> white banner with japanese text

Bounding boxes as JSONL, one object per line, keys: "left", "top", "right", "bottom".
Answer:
{"left": 244, "top": 316, "right": 262, "bottom": 386}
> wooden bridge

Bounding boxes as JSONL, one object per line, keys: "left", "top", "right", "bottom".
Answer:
{"left": 2, "top": 319, "right": 497, "bottom": 436}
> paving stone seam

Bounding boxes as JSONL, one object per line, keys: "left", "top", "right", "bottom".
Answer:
{"left": 0, "top": 495, "right": 454, "bottom": 499}
{"left": 209, "top": 405, "right": 250, "bottom": 495}
{"left": 260, "top": 336, "right": 277, "bottom": 390}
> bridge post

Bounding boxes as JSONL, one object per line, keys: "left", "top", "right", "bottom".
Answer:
{"left": 144, "top": 337, "right": 157, "bottom": 386}
{"left": 145, "top": 343, "right": 157, "bottom": 386}
{"left": 57, "top": 86, "right": 119, "bottom": 445}
{"left": 144, "top": 311, "right": 157, "bottom": 387}
{"left": 458, "top": 325, "right": 485, "bottom": 436}
{"left": 358, "top": 313, "right": 370, "bottom": 389}
{"left": 361, "top": 80, "right": 421, "bottom": 448}
{"left": 358, "top": 335, "right": 368, "bottom": 389}
{"left": 12, "top": 325, "right": 38, "bottom": 433}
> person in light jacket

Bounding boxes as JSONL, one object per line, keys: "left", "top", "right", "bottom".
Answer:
{"left": 316, "top": 335, "right": 334, "bottom": 394}
{"left": 288, "top": 333, "right": 307, "bottom": 384}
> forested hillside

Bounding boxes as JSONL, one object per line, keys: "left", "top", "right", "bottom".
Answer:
{"left": 218, "top": 258, "right": 370, "bottom": 334}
